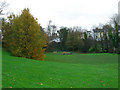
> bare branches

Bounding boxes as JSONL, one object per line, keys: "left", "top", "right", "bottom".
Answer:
{"left": 0, "top": 0, "right": 8, "bottom": 15}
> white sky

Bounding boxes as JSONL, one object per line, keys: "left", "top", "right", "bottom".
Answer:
{"left": 2, "top": 0, "right": 120, "bottom": 30}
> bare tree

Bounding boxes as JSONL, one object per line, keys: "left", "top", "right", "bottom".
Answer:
{"left": 110, "top": 14, "right": 120, "bottom": 25}
{"left": 0, "top": 1, "right": 8, "bottom": 43}
{"left": 0, "top": 0, "right": 8, "bottom": 15}
{"left": 47, "top": 20, "right": 52, "bottom": 37}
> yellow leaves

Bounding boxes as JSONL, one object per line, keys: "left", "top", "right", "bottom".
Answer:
{"left": 19, "top": 29, "right": 24, "bottom": 33}
{"left": 3, "top": 8, "right": 47, "bottom": 61}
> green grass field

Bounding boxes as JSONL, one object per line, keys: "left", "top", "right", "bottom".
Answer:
{"left": 2, "top": 49, "right": 118, "bottom": 88}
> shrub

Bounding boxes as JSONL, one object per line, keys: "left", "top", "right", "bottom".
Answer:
{"left": 3, "top": 8, "right": 47, "bottom": 60}
{"left": 89, "top": 47, "right": 95, "bottom": 53}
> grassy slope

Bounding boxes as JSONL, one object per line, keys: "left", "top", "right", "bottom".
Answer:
{"left": 2, "top": 49, "right": 118, "bottom": 88}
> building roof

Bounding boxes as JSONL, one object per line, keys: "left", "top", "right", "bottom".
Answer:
{"left": 50, "top": 37, "right": 60, "bottom": 43}
{"left": 93, "top": 29, "right": 105, "bottom": 33}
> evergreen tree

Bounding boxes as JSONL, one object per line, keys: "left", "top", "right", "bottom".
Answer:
{"left": 58, "top": 27, "right": 68, "bottom": 51}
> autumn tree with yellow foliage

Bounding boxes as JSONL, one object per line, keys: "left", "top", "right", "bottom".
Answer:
{"left": 3, "top": 8, "right": 47, "bottom": 60}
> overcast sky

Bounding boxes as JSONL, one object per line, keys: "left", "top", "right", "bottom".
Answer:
{"left": 2, "top": 0, "right": 120, "bottom": 30}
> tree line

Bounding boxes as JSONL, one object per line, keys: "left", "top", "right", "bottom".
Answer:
{"left": 46, "top": 18, "right": 120, "bottom": 53}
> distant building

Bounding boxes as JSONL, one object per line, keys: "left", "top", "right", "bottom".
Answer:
{"left": 92, "top": 1, "right": 120, "bottom": 41}
{"left": 87, "top": 31, "right": 92, "bottom": 38}
{"left": 50, "top": 37, "right": 60, "bottom": 43}
{"left": 93, "top": 26, "right": 120, "bottom": 41}
{"left": 49, "top": 33, "right": 60, "bottom": 43}
{"left": 81, "top": 32, "right": 84, "bottom": 39}
{"left": 93, "top": 28, "right": 105, "bottom": 41}
{"left": 81, "top": 31, "right": 92, "bottom": 39}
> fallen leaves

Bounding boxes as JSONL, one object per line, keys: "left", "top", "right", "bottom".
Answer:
{"left": 9, "top": 86, "right": 12, "bottom": 88}
{"left": 38, "top": 82, "right": 43, "bottom": 86}
{"left": 41, "top": 83, "right": 43, "bottom": 85}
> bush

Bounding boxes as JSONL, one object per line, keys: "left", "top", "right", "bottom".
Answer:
{"left": 3, "top": 8, "right": 47, "bottom": 60}
{"left": 89, "top": 47, "right": 95, "bottom": 53}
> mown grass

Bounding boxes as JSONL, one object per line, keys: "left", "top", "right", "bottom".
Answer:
{"left": 2, "top": 49, "right": 118, "bottom": 88}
